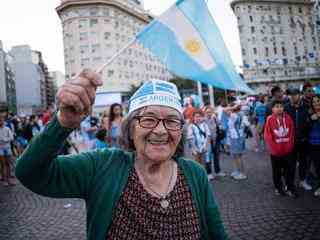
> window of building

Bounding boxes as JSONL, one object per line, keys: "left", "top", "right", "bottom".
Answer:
{"left": 108, "top": 70, "right": 114, "bottom": 77}
{"left": 282, "top": 47, "right": 287, "bottom": 56}
{"left": 265, "top": 47, "right": 269, "bottom": 57}
{"left": 91, "top": 44, "right": 100, "bottom": 53}
{"left": 249, "top": 16, "right": 253, "bottom": 22}
{"left": 277, "top": 15, "right": 281, "bottom": 22}
{"left": 79, "top": 19, "right": 88, "bottom": 28}
{"left": 103, "top": 9, "right": 109, "bottom": 16}
{"left": 104, "top": 32, "right": 110, "bottom": 40}
{"left": 80, "top": 32, "right": 88, "bottom": 41}
{"left": 253, "top": 48, "right": 257, "bottom": 55}
{"left": 90, "top": 19, "right": 98, "bottom": 27}
{"left": 80, "top": 45, "right": 89, "bottom": 54}
{"left": 81, "top": 58, "right": 90, "bottom": 67}
{"left": 238, "top": 25, "right": 243, "bottom": 33}
{"left": 270, "top": 26, "right": 274, "bottom": 33}
{"left": 274, "top": 47, "right": 277, "bottom": 54}
{"left": 298, "top": 7, "right": 302, "bottom": 14}
{"left": 115, "top": 33, "right": 119, "bottom": 40}
{"left": 242, "top": 48, "right": 246, "bottom": 56}
{"left": 90, "top": 7, "right": 98, "bottom": 16}
{"left": 251, "top": 26, "right": 255, "bottom": 34}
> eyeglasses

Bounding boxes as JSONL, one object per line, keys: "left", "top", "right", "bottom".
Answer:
{"left": 134, "top": 116, "right": 184, "bottom": 131}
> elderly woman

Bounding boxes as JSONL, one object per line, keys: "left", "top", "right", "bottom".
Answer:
{"left": 16, "top": 69, "right": 227, "bottom": 240}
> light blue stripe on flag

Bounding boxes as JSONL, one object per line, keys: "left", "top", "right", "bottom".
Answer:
{"left": 136, "top": 0, "right": 253, "bottom": 93}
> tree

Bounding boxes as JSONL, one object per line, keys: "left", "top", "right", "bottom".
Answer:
{"left": 127, "top": 82, "right": 144, "bottom": 99}
{"left": 169, "top": 76, "right": 196, "bottom": 90}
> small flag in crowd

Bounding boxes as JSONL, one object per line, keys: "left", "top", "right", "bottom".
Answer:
{"left": 136, "top": 0, "right": 253, "bottom": 93}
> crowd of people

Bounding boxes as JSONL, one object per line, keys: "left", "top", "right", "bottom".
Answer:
{"left": 1, "top": 81, "right": 320, "bottom": 200}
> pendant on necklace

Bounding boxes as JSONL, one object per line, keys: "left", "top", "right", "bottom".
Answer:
{"left": 160, "top": 199, "right": 169, "bottom": 209}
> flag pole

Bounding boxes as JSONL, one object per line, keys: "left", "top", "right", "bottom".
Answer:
{"left": 197, "top": 81, "right": 203, "bottom": 107}
{"left": 224, "top": 89, "right": 228, "bottom": 104}
{"left": 95, "top": 38, "right": 137, "bottom": 74}
{"left": 209, "top": 85, "right": 215, "bottom": 107}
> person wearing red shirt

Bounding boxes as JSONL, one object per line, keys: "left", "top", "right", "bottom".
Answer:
{"left": 264, "top": 100, "right": 297, "bottom": 197}
{"left": 42, "top": 105, "right": 54, "bottom": 126}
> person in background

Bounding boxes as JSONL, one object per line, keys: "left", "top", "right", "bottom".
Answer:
{"left": 227, "top": 103, "right": 248, "bottom": 180}
{"left": 100, "top": 110, "right": 109, "bottom": 130}
{"left": 204, "top": 106, "right": 226, "bottom": 178}
{"left": 42, "top": 105, "right": 54, "bottom": 126}
{"left": 188, "top": 110, "right": 212, "bottom": 179}
{"left": 302, "top": 82, "right": 315, "bottom": 114}
{"left": 107, "top": 103, "right": 123, "bottom": 148}
{"left": 308, "top": 96, "right": 320, "bottom": 197}
{"left": 94, "top": 128, "right": 108, "bottom": 150}
{"left": 0, "top": 112, "right": 15, "bottom": 186}
{"left": 254, "top": 94, "right": 268, "bottom": 152}
{"left": 266, "top": 86, "right": 283, "bottom": 117}
{"left": 29, "top": 115, "right": 41, "bottom": 137}
{"left": 183, "top": 97, "right": 196, "bottom": 123}
{"left": 264, "top": 100, "right": 297, "bottom": 197}
{"left": 285, "top": 88, "right": 312, "bottom": 191}
{"left": 216, "top": 98, "right": 229, "bottom": 154}
{"left": 80, "top": 114, "right": 99, "bottom": 150}
{"left": 14, "top": 116, "right": 29, "bottom": 155}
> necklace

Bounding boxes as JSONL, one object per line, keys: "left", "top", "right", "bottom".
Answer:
{"left": 136, "top": 162, "right": 174, "bottom": 209}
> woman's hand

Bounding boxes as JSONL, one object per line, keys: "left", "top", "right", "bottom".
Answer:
{"left": 56, "top": 69, "right": 103, "bottom": 129}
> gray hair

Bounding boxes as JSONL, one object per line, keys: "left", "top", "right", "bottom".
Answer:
{"left": 120, "top": 107, "right": 185, "bottom": 157}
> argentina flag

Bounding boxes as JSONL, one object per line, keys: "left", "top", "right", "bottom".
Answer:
{"left": 136, "top": 0, "right": 252, "bottom": 93}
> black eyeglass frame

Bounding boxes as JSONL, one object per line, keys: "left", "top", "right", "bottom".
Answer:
{"left": 134, "top": 115, "right": 184, "bottom": 131}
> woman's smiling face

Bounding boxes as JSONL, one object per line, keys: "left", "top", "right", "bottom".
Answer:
{"left": 132, "top": 106, "right": 183, "bottom": 163}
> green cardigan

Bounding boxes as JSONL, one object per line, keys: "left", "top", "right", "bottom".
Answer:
{"left": 16, "top": 116, "right": 227, "bottom": 240}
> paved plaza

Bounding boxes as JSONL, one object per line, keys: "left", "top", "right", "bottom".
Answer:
{"left": 0, "top": 146, "right": 319, "bottom": 240}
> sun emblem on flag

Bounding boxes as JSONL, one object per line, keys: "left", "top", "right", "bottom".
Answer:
{"left": 185, "top": 39, "right": 201, "bottom": 55}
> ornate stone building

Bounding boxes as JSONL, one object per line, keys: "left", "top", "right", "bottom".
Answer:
{"left": 231, "top": 0, "right": 320, "bottom": 93}
{"left": 56, "top": 0, "right": 171, "bottom": 97}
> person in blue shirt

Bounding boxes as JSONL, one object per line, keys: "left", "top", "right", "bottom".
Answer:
{"left": 309, "top": 96, "right": 320, "bottom": 197}
{"left": 94, "top": 128, "right": 108, "bottom": 150}
{"left": 254, "top": 94, "right": 268, "bottom": 152}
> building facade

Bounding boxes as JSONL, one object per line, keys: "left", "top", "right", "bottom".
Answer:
{"left": 35, "top": 51, "right": 56, "bottom": 107}
{"left": 0, "top": 41, "right": 17, "bottom": 113}
{"left": 231, "top": 0, "right": 320, "bottom": 93}
{"left": 9, "top": 45, "right": 51, "bottom": 114}
{"left": 50, "top": 71, "right": 65, "bottom": 88}
{"left": 56, "top": 0, "right": 171, "bottom": 97}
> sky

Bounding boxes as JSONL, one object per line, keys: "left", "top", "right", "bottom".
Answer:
{"left": 0, "top": 0, "right": 242, "bottom": 74}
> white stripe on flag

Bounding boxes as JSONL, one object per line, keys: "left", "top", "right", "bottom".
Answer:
{"left": 158, "top": 5, "right": 216, "bottom": 71}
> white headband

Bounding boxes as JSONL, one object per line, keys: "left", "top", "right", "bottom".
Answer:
{"left": 128, "top": 79, "right": 182, "bottom": 115}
